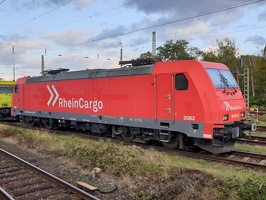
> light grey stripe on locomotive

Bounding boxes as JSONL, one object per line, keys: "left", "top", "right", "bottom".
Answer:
{"left": 25, "top": 64, "right": 154, "bottom": 83}
{"left": 15, "top": 109, "right": 204, "bottom": 138}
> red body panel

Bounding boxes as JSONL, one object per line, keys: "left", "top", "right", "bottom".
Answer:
{"left": 15, "top": 76, "right": 155, "bottom": 118}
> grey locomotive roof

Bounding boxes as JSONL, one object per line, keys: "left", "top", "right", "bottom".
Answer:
{"left": 26, "top": 64, "right": 154, "bottom": 83}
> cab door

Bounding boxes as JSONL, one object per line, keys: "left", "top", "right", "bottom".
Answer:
{"left": 155, "top": 74, "right": 175, "bottom": 122}
{"left": 13, "top": 84, "right": 24, "bottom": 114}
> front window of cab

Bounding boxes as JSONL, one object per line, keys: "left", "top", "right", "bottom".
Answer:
{"left": 206, "top": 68, "right": 238, "bottom": 89}
{"left": 0, "top": 86, "right": 13, "bottom": 93}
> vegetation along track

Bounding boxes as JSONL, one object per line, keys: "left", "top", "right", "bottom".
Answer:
{"left": 1, "top": 121, "right": 266, "bottom": 170}
{"left": 135, "top": 144, "right": 266, "bottom": 170}
{"left": 0, "top": 148, "right": 100, "bottom": 200}
{"left": 53, "top": 129, "right": 266, "bottom": 170}
{"left": 217, "top": 150, "right": 266, "bottom": 169}
{"left": 236, "top": 125, "right": 266, "bottom": 146}
{"left": 69, "top": 129, "right": 266, "bottom": 170}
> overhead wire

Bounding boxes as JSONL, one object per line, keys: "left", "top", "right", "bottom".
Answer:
{"left": 42, "top": 0, "right": 266, "bottom": 51}
{"left": 0, "top": 0, "right": 265, "bottom": 65}
{"left": 157, "top": 11, "right": 266, "bottom": 41}
{"left": 1, "top": 0, "right": 262, "bottom": 46}
{"left": 32, "top": 0, "right": 139, "bottom": 37}
{"left": 0, "top": 24, "right": 260, "bottom": 65}
{"left": 0, "top": 0, "right": 138, "bottom": 50}
{"left": 0, "top": 0, "right": 34, "bottom": 21}
{"left": 2, "top": 0, "right": 74, "bottom": 36}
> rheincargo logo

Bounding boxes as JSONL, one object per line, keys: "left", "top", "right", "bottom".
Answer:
{"left": 58, "top": 98, "right": 103, "bottom": 112}
{"left": 47, "top": 85, "right": 59, "bottom": 106}
{"left": 47, "top": 85, "right": 104, "bottom": 112}
{"left": 224, "top": 101, "right": 243, "bottom": 111}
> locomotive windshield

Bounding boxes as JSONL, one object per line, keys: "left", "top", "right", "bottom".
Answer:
{"left": 0, "top": 86, "right": 13, "bottom": 93}
{"left": 206, "top": 68, "right": 238, "bottom": 89}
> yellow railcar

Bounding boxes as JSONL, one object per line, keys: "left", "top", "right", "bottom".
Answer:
{"left": 0, "top": 81, "right": 15, "bottom": 120}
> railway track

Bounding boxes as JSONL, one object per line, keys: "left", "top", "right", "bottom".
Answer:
{"left": 68, "top": 132, "right": 266, "bottom": 170}
{"left": 75, "top": 132, "right": 266, "bottom": 170}
{"left": 237, "top": 135, "right": 266, "bottom": 146}
{"left": 135, "top": 144, "right": 266, "bottom": 170}
{"left": 209, "top": 150, "right": 266, "bottom": 169}
{"left": 257, "top": 125, "right": 266, "bottom": 132}
{"left": 235, "top": 125, "right": 266, "bottom": 145}
{"left": 0, "top": 148, "right": 100, "bottom": 200}
{"left": 61, "top": 131, "right": 266, "bottom": 170}
{"left": 1, "top": 121, "right": 266, "bottom": 170}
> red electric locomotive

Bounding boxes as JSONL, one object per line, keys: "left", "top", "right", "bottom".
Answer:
{"left": 12, "top": 60, "right": 255, "bottom": 153}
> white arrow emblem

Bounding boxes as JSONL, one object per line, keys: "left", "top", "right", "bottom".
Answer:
{"left": 47, "top": 85, "right": 59, "bottom": 106}
{"left": 224, "top": 101, "right": 230, "bottom": 111}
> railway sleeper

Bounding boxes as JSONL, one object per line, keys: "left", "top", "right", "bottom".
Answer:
{"left": 12, "top": 183, "right": 54, "bottom": 197}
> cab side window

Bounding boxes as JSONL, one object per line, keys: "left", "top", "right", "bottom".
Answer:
{"left": 175, "top": 74, "right": 188, "bottom": 90}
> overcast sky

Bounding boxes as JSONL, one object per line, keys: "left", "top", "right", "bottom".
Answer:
{"left": 0, "top": 0, "right": 266, "bottom": 80}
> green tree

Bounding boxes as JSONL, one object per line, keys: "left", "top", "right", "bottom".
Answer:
{"left": 201, "top": 38, "right": 266, "bottom": 107}
{"left": 138, "top": 38, "right": 266, "bottom": 106}
{"left": 249, "top": 56, "right": 266, "bottom": 107}
{"left": 156, "top": 39, "right": 201, "bottom": 61}
{"left": 140, "top": 51, "right": 154, "bottom": 59}
{"left": 201, "top": 38, "right": 239, "bottom": 72}
{"left": 201, "top": 38, "right": 243, "bottom": 90}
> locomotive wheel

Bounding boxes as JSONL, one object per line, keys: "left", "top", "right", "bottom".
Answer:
{"left": 113, "top": 126, "right": 135, "bottom": 141}
{"left": 41, "top": 118, "right": 50, "bottom": 128}
{"left": 23, "top": 116, "right": 34, "bottom": 126}
{"left": 41, "top": 118, "right": 55, "bottom": 129}
{"left": 121, "top": 131, "right": 135, "bottom": 141}
{"left": 162, "top": 134, "right": 179, "bottom": 149}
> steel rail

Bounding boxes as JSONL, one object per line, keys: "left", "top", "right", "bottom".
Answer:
{"left": 1, "top": 121, "right": 266, "bottom": 170}
{"left": 159, "top": 148, "right": 266, "bottom": 169}
{"left": 257, "top": 126, "right": 266, "bottom": 132}
{"left": 0, "top": 186, "right": 15, "bottom": 200}
{"left": 0, "top": 148, "right": 100, "bottom": 200}
{"left": 236, "top": 138, "right": 266, "bottom": 146}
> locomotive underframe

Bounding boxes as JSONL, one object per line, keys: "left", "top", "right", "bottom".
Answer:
{"left": 212, "top": 120, "right": 255, "bottom": 146}
{"left": 14, "top": 109, "right": 253, "bottom": 153}
{"left": 17, "top": 113, "right": 195, "bottom": 150}
{"left": 0, "top": 107, "right": 13, "bottom": 120}
{"left": 194, "top": 120, "right": 255, "bottom": 154}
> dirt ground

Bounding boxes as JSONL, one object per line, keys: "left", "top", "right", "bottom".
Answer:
{"left": 0, "top": 131, "right": 224, "bottom": 200}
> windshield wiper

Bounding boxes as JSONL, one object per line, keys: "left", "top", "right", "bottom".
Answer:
{"left": 218, "top": 71, "right": 237, "bottom": 93}
{"left": 218, "top": 72, "right": 229, "bottom": 92}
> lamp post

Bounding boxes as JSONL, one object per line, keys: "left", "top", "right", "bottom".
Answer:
{"left": 119, "top": 42, "right": 122, "bottom": 67}
{"left": 41, "top": 55, "right": 45, "bottom": 75}
{"left": 12, "top": 45, "right": 15, "bottom": 81}
{"left": 12, "top": 64, "right": 15, "bottom": 81}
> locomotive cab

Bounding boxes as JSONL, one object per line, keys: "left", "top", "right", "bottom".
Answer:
{"left": 153, "top": 60, "right": 255, "bottom": 154}
{"left": 0, "top": 81, "right": 15, "bottom": 120}
{"left": 194, "top": 65, "right": 256, "bottom": 153}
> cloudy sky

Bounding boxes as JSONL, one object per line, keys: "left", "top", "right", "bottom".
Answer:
{"left": 0, "top": 0, "right": 266, "bottom": 80}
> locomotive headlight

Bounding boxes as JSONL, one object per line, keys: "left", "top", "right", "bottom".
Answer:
{"left": 240, "top": 111, "right": 245, "bottom": 118}
{"left": 223, "top": 114, "right": 229, "bottom": 121}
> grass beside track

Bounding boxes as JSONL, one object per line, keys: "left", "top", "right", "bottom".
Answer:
{"left": 0, "top": 124, "right": 265, "bottom": 200}
{"left": 236, "top": 143, "right": 266, "bottom": 154}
